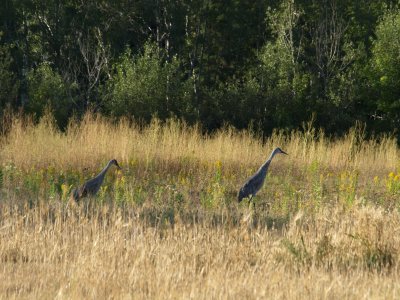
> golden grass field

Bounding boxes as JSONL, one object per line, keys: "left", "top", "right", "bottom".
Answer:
{"left": 1, "top": 112, "right": 400, "bottom": 299}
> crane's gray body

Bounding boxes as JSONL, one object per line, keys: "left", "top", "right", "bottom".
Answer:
{"left": 238, "top": 147, "right": 287, "bottom": 202}
{"left": 71, "top": 159, "right": 121, "bottom": 201}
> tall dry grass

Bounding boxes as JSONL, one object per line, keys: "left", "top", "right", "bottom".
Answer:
{"left": 0, "top": 112, "right": 400, "bottom": 299}
{"left": 1, "top": 203, "right": 400, "bottom": 299}
{"left": 1, "top": 112, "right": 398, "bottom": 176}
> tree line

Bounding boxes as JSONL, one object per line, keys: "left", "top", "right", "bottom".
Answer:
{"left": 1, "top": 0, "right": 400, "bottom": 138}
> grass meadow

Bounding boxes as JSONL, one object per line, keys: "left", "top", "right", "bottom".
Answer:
{"left": 1, "top": 112, "right": 400, "bottom": 299}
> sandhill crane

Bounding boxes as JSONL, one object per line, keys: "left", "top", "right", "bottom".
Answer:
{"left": 238, "top": 147, "right": 288, "bottom": 203}
{"left": 71, "top": 159, "right": 121, "bottom": 201}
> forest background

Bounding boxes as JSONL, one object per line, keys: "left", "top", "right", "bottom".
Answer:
{"left": 1, "top": 0, "right": 400, "bottom": 137}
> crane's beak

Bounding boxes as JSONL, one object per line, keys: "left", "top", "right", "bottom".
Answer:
{"left": 281, "top": 150, "right": 288, "bottom": 155}
{"left": 115, "top": 162, "right": 122, "bottom": 170}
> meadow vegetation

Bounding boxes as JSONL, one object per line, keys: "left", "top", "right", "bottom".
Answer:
{"left": 1, "top": 112, "right": 400, "bottom": 299}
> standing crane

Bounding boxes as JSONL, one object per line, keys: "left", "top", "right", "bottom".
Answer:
{"left": 238, "top": 147, "right": 288, "bottom": 203}
{"left": 71, "top": 159, "right": 121, "bottom": 201}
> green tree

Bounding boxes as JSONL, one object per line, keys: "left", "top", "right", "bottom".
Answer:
{"left": 103, "top": 42, "right": 191, "bottom": 121}
{"left": 235, "top": 0, "right": 308, "bottom": 132}
{"left": 0, "top": 35, "right": 19, "bottom": 109}
{"left": 26, "top": 63, "right": 76, "bottom": 128}
{"left": 371, "top": 7, "right": 400, "bottom": 130}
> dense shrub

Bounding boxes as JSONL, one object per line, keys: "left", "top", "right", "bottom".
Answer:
{"left": 103, "top": 42, "right": 192, "bottom": 122}
{"left": 371, "top": 8, "right": 400, "bottom": 131}
{"left": 26, "top": 63, "right": 76, "bottom": 128}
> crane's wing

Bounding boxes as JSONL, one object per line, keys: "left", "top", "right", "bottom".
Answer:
{"left": 238, "top": 170, "right": 267, "bottom": 202}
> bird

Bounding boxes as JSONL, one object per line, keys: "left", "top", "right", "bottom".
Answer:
{"left": 238, "top": 147, "right": 288, "bottom": 203}
{"left": 70, "top": 159, "right": 121, "bottom": 202}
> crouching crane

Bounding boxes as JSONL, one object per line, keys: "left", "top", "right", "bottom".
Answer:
{"left": 71, "top": 159, "right": 121, "bottom": 201}
{"left": 238, "top": 147, "right": 288, "bottom": 203}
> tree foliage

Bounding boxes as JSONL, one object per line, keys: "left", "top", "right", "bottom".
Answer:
{"left": 371, "top": 8, "right": 400, "bottom": 129}
{"left": 0, "top": 34, "right": 19, "bottom": 109}
{"left": 26, "top": 63, "right": 76, "bottom": 128}
{"left": 0, "top": 0, "right": 399, "bottom": 137}
{"left": 104, "top": 42, "right": 191, "bottom": 121}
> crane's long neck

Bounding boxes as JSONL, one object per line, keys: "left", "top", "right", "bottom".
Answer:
{"left": 96, "top": 161, "right": 113, "bottom": 180}
{"left": 260, "top": 148, "right": 279, "bottom": 170}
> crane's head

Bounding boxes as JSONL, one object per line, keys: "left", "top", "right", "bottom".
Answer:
{"left": 275, "top": 147, "right": 288, "bottom": 155}
{"left": 238, "top": 187, "right": 247, "bottom": 203}
{"left": 71, "top": 188, "right": 80, "bottom": 201}
{"left": 110, "top": 159, "right": 122, "bottom": 170}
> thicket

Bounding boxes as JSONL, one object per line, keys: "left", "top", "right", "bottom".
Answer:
{"left": 0, "top": 0, "right": 400, "bottom": 137}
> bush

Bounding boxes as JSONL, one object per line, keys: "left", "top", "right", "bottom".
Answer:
{"left": 103, "top": 42, "right": 192, "bottom": 122}
{"left": 0, "top": 37, "right": 19, "bottom": 109}
{"left": 371, "top": 8, "right": 400, "bottom": 129}
{"left": 26, "top": 63, "right": 76, "bottom": 128}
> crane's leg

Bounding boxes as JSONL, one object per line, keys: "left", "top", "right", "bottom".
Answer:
{"left": 248, "top": 195, "right": 255, "bottom": 210}
{"left": 248, "top": 195, "right": 257, "bottom": 229}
